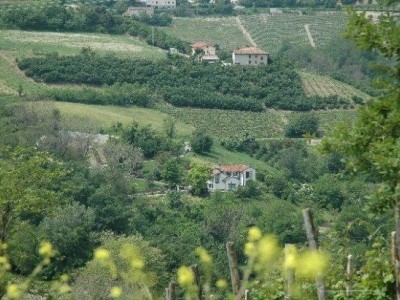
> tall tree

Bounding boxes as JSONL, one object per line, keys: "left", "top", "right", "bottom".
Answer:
{"left": 0, "top": 147, "right": 67, "bottom": 243}
{"left": 322, "top": 4, "right": 400, "bottom": 297}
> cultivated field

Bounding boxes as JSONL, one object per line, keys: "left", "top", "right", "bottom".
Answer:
{"left": 160, "top": 105, "right": 358, "bottom": 139}
{"left": 240, "top": 12, "right": 348, "bottom": 54}
{"left": 300, "top": 72, "right": 371, "bottom": 101}
{"left": 161, "top": 17, "right": 249, "bottom": 50}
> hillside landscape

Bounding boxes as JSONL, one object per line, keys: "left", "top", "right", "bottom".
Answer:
{"left": 0, "top": 1, "right": 399, "bottom": 299}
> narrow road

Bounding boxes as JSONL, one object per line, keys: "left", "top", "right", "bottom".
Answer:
{"left": 235, "top": 17, "right": 257, "bottom": 47}
{"left": 304, "top": 24, "right": 316, "bottom": 48}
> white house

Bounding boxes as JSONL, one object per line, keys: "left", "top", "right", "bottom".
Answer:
{"left": 146, "top": 0, "right": 176, "bottom": 9}
{"left": 232, "top": 47, "right": 268, "bottom": 66}
{"left": 207, "top": 165, "right": 256, "bottom": 191}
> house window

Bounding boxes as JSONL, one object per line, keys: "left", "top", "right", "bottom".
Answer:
{"left": 215, "top": 174, "right": 220, "bottom": 184}
{"left": 228, "top": 183, "right": 236, "bottom": 190}
{"left": 246, "top": 171, "right": 252, "bottom": 179}
{"left": 255, "top": 55, "right": 258, "bottom": 58}
{"left": 248, "top": 55, "right": 251, "bottom": 58}
{"left": 226, "top": 172, "right": 231, "bottom": 177}
{"left": 208, "top": 184, "right": 213, "bottom": 189}
{"left": 260, "top": 56, "right": 263, "bottom": 60}
{"left": 233, "top": 172, "right": 238, "bottom": 177}
{"left": 249, "top": 61, "right": 251, "bottom": 64}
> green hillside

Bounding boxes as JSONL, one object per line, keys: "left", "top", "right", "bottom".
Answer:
{"left": 240, "top": 12, "right": 348, "bottom": 54}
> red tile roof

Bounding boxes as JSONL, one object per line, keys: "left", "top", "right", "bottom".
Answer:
{"left": 233, "top": 47, "right": 267, "bottom": 55}
{"left": 191, "top": 41, "right": 211, "bottom": 49}
{"left": 213, "top": 164, "right": 249, "bottom": 173}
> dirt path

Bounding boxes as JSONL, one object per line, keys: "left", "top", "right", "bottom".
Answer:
{"left": 304, "top": 24, "right": 316, "bottom": 48}
{"left": 235, "top": 17, "right": 257, "bottom": 47}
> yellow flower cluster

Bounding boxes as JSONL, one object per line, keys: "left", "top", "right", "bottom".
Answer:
{"left": 245, "top": 227, "right": 279, "bottom": 271}
{"left": 196, "top": 247, "right": 212, "bottom": 264}
{"left": 120, "top": 244, "right": 145, "bottom": 270}
{"left": 215, "top": 279, "right": 228, "bottom": 289}
{"left": 94, "top": 248, "right": 110, "bottom": 260}
{"left": 0, "top": 255, "right": 11, "bottom": 271}
{"left": 7, "top": 284, "right": 22, "bottom": 299}
{"left": 39, "top": 241, "right": 55, "bottom": 258}
{"left": 110, "top": 286, "right": 123, "bottom": 298}
{"left": 284, "top": 244, "right": 327, "bottom": 278}
{"left": 177, "top": 266, "right": 194, "bottom": 287}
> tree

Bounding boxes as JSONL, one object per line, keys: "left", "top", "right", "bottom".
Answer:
{"left": 190, "top": 130, "right": 213, "bottom": 154}
{"left": 188, "top": 163, "right": 211, "bottom": 196}
{"left": 0, "top": 147, "right": 68, "bottom": 243}
{"left": 321, "top": 5, "right": 400, "bottom": 297}
{"left": 284, "top": 113, "right": 319, "bottom": 138}
{"left": 38, "top": 202, "right": 96, "bottom": 275}
{"left": 161, "top": 159, "right": 182, "bottom": 188}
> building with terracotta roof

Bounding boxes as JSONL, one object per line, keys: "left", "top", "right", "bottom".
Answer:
{"left": 207, "top": 165, "right": 256, "bottom": 191}
{"left": 232, "top": 47, "right": 268, "bottom": 66}
{"left": 191, "top": 41, "right": 217, "bottom": 56}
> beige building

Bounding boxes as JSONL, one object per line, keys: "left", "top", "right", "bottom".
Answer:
{"left": 146, "top": 0, "right": 176, "bottom": 9}
{"left": 232, "top": 47, "right": 268, "bottom": 66}
{"left": 207, "top": 165, "right": 256, "bottom": 191}
{"left": 191, "top": 41, "right": 217, "bottom": 56}
{"left": 123, "top": 6, "right": 154, "bottom": 17}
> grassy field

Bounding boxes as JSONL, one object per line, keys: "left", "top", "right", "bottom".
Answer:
{"left": 161, "top": 17, "right": 249, "bottom": 51}
{"left": 49, "top": 101, "right": 193, "bottom": 136}
{"left": 300, "top": 71, "right": 371, "bottom": 101}
{"left": 0, "top": 30, "right": 166, "bottom": 59}
{"left": 240, "top": 12, "right": 348, "bottom": 54}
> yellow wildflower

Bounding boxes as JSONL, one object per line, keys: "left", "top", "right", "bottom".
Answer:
{"left": 7, "top": 284, "right": 22, "bottom": 299}
{"left": 0, "top": 256, "right": 11, "bottom": 270}
{"left": 284, "top": 245, "right": 297, "bottom": 270}
{"left": 196, "top": 247, "right": 212, "bottom": 264}
{"left": 248, "top": 227, "right": 262, "bottom": 242}
{"left": 39, "top": 241, "right": 54, "bottom": 257}
{"left": 216, "top": 279, "right": 228, "bottom": 289}
{"left": 177, "top": 266, "right": 194, "bottom": 287}
{"left": 110, "top": 286, "right": 123, "bottom": 298}
{"left": 296, "top": 251, "right": 327, "bottom": 278}
{"left": 244, "top": 242, "right": 257, "bottom": 258}
{"left": 132, "top": 258, "right": 144, "bottom": 270}
{"left": 257, "top": 235, "right": 279, "bottom": 264}
{"left": 94, "top": 248, "right": 110, "bottom": 260}
{"left": 59, "top": 284, "right": 71, "bottom": 294}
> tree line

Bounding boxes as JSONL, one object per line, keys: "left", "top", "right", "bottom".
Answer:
{"left": 0, "top": 3, "right": 189, "bottom": 53}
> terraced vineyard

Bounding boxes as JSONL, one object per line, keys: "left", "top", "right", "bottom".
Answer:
{"left": 300, "top": 72, "right": 371, "bottom": 101}
{"left": 240, "top": 12, "right": 348, "bottom": 54}
{"left": 161, "top": 17, "right": 249, "bottom": 50}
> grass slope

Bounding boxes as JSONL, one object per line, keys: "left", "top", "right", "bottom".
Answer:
{"left": 161, "top": 17, "right": 249, "bottom": 51}
{"left": 51, "top": 102, "right": 193, "bottom": 136}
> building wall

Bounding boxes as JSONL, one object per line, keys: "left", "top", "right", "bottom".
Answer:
{"left": 146, "top": 0, "right": 176, "bottom": 8}
{"left": 232, "top": 53, "right": 268, "bottom": 66}
{"left": 208, "top": 168, "right": 256, "bottom": 190}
